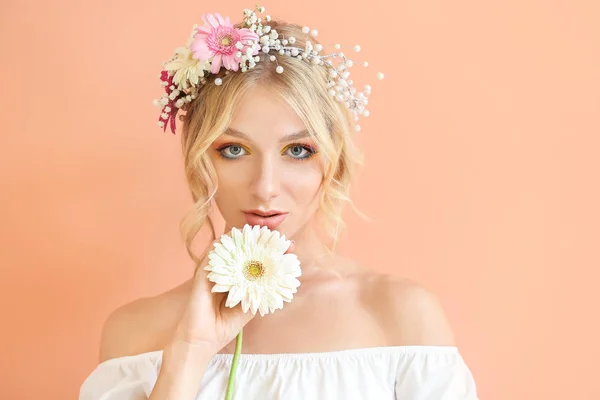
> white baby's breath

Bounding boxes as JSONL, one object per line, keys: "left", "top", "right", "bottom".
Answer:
{"left": 156, "top": 4, "right": 382, "bottom": 136}
{"left": 205, "top": 224, "right": 302, "bottom": 316}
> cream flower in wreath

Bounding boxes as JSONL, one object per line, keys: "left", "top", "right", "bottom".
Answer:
{"left": 163, "top": 46, "right": 210, "bottom": 90}
{"left": 205, "top": 224, "right": 302, "bottom": 317}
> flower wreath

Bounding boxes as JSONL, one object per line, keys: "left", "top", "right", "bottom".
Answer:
{"left": 153, "top": 5, "right": 384, "bottom": 134}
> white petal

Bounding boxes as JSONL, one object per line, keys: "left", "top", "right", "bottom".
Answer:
{"left": 265, "top": 232, "right": 283, "bottom": 252}
{"left": 256, "top": 228, "right": 271, "bottom": 247}
{"left": 232, "top": 227, "right": 243, "bottom": 248}
{"left": 258, "top": 301, "right": 269, "bottom": 316}
{"left": 208, "top": 256, "right": 231, "bottom": 272}
{"left": 220, "top": 234, "right": 236, "bottom": 252}
{"left": 277, "top": 288, "right": 295, "bottom": 301}
{"left": 208, "top": 265, "right": 234, "bottom": 279}
{"left": 213, "top": 242, "right": 234, "bottom": 262}
{"left": 211, "top": 283, "right": 231, "bottom": 293}
{"left": 208, "top": 273, "right": 236, "bottom": 285}
{"left": 275, "top": 295, "right": 284, "bottom": 309}
{"left": 251, "top": 293, "right": 260, "bottom": 314}
{"left": 226, "top": 285, "right": 244, "bottom": 308}
{"left": 279, "top": 254, "right": 302, "bottom": 276}
{"left": 275, "top": 238, "right": 290, "bottom": 254}
{"left": 241, "top": 287, "right": 255, "bottom": 313}
{"left": 265, "top": 291, "right": 283, "bottom": 310}
{"left": 278, "top": 275, "right": 301, "bottom": 289}
{"left": 242, "top": 224, "right": 254, "bottom": 246}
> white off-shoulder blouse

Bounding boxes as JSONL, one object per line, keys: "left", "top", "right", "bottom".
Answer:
{"left": 79, "top": 345, "right": 479, "bottom": 399}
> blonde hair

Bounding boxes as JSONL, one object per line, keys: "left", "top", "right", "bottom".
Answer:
{"left": 178, "top": 21, "right": 370, "bottom": 271}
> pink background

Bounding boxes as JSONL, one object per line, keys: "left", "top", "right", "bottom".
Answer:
{"left": 1, "top": 0, "right": 599, "bottom": 399}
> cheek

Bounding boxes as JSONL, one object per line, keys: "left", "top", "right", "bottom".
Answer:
{"left": 284, "top": 166, "right": 323, "bottom": 203}
{"left": 211, "top": 160, "right": 248, "bottom": 211}
{"left": 212, "top": 154, "right": 247, "bottom": 185}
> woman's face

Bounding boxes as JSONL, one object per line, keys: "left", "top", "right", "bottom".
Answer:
{"left": 209, "top": 85, "right": 324, "bottom": 239}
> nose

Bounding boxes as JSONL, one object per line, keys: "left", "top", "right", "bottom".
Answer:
{"left": 250, "top": 153, "right": 280, "bottom": 202}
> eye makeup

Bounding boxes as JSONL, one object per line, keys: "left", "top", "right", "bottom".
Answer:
{"left": 282, "top": 143, "right": 318, "bottom": 161}
{"left": 215, "top": 142, "right": 318, "bottom": 161}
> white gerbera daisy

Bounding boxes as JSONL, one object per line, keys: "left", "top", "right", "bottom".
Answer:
{"left": 205, "top": 224, "right": 302, "bottom": 316}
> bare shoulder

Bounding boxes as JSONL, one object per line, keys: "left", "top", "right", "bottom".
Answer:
{"left": 98, "top": 282, "right": 191, "bottom": 363}
{"left": 363, "top": 274, "right": 456, "bottom": 346}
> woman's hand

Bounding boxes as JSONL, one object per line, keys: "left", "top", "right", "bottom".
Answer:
{"left": 170, "top": 227, "right": 295, "bottom": 356}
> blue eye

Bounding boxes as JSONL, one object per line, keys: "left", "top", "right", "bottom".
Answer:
{"left": 219, "top": 145, "right": 247, "bottom": 159}
{"left": 217, "top": 143, "right": 317, "bottom": 161}
{"left": 286, "top": 145, "right": 316, "bottom": 160}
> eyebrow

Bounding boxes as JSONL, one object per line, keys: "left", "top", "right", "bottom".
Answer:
{"left": 223, "top": 127, "right": 311, "bottom": 143}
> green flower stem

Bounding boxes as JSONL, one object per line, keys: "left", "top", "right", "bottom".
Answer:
{"left": 225, "top": 329, "right": 243, "bottom": 400}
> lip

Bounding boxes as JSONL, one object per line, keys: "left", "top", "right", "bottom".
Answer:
{"left": 243, "top": 211, "right": 289, "bottom": 230}
{"left": 244, "top": 209, "right": 285, "bottom": 217}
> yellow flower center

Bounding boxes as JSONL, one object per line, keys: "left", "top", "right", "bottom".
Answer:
{"left": 221, "top": 36, "right": 231, "bottom": 46}
{"left": 244, "top": 260, "right": 265, "bottom": 280}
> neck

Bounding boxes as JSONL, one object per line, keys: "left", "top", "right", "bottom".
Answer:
{"left": 286, "top": 223, "right": 340, "bottom": 279}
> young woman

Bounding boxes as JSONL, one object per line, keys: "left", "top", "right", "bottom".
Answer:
{"left": 80, "top": 6, "right": 479, "bottom": 399}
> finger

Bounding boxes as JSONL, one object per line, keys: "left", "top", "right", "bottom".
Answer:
{"left": 191, "top": 245, "right": 223, "bottom": 306}
{"left": 191, "top": 263, "right": 214, "bottom": 304}
{"left": 284, "top": 239, "right": 295, "bottom": 254}
{"left": 223, "top": 301, "right": 257, "bottom": 328}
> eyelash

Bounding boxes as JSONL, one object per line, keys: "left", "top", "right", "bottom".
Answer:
{"left": 216, "top": 143, "right": 318, "bottom": 161}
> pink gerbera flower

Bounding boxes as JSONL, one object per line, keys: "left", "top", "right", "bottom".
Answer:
{"left": 191, "top": 13, "right": 259, "bottom": 74}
